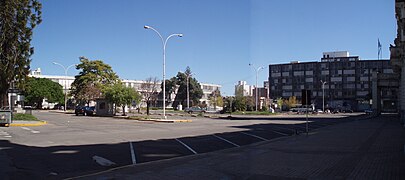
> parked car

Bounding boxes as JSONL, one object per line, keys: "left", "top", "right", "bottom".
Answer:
{"left": 184, "top": 107, "right": 206, "bottom": 114}
{"left": 75, "top": 106, "right": 95, "bottom": 116}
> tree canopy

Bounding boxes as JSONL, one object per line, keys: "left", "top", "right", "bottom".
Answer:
{"left": 284, "top": 96, "right": 297, "bottom": 110}
{"left": 0, "top": 0, "right": 42, "bottom": 107}
{"left": 168, "top": 67, "right": 203, "bottom": 108}
{"left": 24, "top": 77, "right": 63, "bottom": 109}
{"left": 70, "top": 57, "right": 119, "bottom": 105}
{"left": 209, "top": 89, "right": 223, "bottom": 110}
{"left": 103, "top": 83, "right": 141, "bottom": 116}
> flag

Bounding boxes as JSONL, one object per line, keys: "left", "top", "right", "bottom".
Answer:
{"left": 378, "top": 39, "right": 382, "bottom": 60}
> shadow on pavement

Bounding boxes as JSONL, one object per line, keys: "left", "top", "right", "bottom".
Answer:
{"left": 0, "top": 114, "right": 365, "bottom": 179}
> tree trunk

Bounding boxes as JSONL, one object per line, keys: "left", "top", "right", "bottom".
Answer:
{"left": 146, "top": 101, "right": 150, "bottom": 115}
{"left": 37, "top": 100, "right": 43, "bottom": 109}
{"left": 122, "top": 105, "right": 126, "bottom": 116}
{"left": 0, "top": 93, "right": 8, "bottom": 108}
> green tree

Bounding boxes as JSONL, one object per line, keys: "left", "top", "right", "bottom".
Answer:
{"left": 70, "top": 57, "right": 119, "bottom": 105}
{"left": 158, "top": 77, "right": 177, "bottom": 107}
{"left": 223, "top": 96, "right": 235, "bottom": 113}
{"left": 276, "top": 97, "right": 283, "bottom": 111}
{"left": 233, "top": 86, "right": 247, "bottom": 111}
{"left": 245, "top": 96, "right": 255, "bottom": 111}
{"left": 103, "top": 83, "right": 141, "bottom": 116}
{"left": 24, "top": 78, "right": 63, "bottom": 109}
{"left": 0, "top": 0, "right": 42, "bottom": 107}
{"left": 209, "top": 89, "right": 223, "bottom": 111}
{"left": 284, "top": 96, "right": 297, "bottom": 110}
{"left": 171, "top": 67, "right": 203, "bottom": 108}
{"left": 234, "top": 96, "right": 247, "bottom": 111}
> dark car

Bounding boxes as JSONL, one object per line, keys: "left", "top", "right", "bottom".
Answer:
{"left": 75, "top": 106, "right": 95, "bottom": 116}
{"left": 184, "top": 107, "right": 206, "bottom": 114}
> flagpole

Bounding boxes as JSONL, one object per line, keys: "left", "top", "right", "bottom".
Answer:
{"left": 377, "top": 38, "right": 382, "bottom": 60}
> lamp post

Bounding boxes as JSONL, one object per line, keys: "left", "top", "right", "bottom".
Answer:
{"left": 185, "top": 72, "right": 195, "bottom": 109}
{"left": 321, "top": 80, "right": 327, "bottom": 113}
{"left": 249, "top": 63, "right": 265, "bottom": 111}
{"left": 144, "top": 25, "right": 183, "bottom": 119}
{"left": 53, "top": 62, "right": 76, "bottom": 112}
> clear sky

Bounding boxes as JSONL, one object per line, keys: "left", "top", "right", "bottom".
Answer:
{"left": 31, "top": 0, "right": 396, "bottom": 96}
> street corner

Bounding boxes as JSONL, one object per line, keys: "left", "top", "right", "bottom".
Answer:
{"left": 10, "top": 120, "right": 47, "bottom": 127}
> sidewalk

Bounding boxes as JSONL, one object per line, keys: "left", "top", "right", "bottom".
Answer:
{"left": 73, "top": 114, "right": 405, "bottom": 180}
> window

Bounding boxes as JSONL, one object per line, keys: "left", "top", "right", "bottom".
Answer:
{"left": 346, "top": 77, "right": 355, "bottom": 82}
{"left": 293, "top": 71, "right": 304, "bottom": 76}
{"left": 321, "top": 70, "right": 330, "bottom": 75}
{"left": 343, "top": 70, "right": 355, "bottom": 75}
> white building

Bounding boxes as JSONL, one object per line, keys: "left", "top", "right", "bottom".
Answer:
{"left": 200, "top": 83, "right": 221, "bottom": 106}
{"left": 29, "top": 68, "right": 75, "bottom": 95}
{"left": 29, "top": 68, "right": 221, "bottom": 109}
{"left": 235, "top": 81, "right": 253, "bottom": 96}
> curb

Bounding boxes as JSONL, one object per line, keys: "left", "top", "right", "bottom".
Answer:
{"left": 10, "top": 121, "right": 47, "bottom": 127}
{"left": 136, "top": 119, "right": 192, "bottom": 123}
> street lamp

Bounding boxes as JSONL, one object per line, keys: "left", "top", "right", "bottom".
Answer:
{"left": 185, "top": 72, "right": 195, "bottom": 109}
{"left": 53, "top": 62, "right": 76, "bottom": 112}
{"left": 321, "top": 80, "right": 327, "bottom": 113}
{"left": 249, "top": 63, "right": 265, "bottom": 111}
{"left": 144, "top": 25, "right": 183, "bottom": 119}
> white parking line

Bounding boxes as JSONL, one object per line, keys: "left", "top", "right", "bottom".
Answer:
{"left": 175, "top": 138, "right": 197, "bottom": 154}
{"left": 20, "top": 127, "right": 40, "bottom": 134}
{"left": 241, "top": 132, "right": 269, "bottom": 141}
{"left": 129, "top": 142, "right": 136, "bottom": 165}
{"left": 21, "top": 127, "right": 30, "bottom": 131}
{"left": 213, "top": 135, "right": 240, "bottom": 147}
{"left": 0, "top": 130, "right": 11, "bottom": 138}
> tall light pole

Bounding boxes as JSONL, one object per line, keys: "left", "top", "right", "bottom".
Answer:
{"left": 249, "top": 63, "right": 265, "bottom": 111}
{"left": 185, "top": 72, "right": 195, "bottom": 109}
{"left": 321, "top": 80, "right": 327, "bottom": 113}
{"left": 144, "top": 25, "right": 183, "bottom": 119}
{"left": 53, "top": 62, "right": 76, "bottom": 112}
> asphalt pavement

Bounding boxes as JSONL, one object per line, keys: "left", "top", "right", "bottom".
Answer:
{"left": 72, "top": 114, "right": 405, "bottom": 180}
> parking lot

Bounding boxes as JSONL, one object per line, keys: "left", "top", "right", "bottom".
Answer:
{"left": 0, "top": 111, "right": 364, "bottom": 179}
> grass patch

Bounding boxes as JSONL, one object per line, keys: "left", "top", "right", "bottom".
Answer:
{"left": 12, "top": 113, "right": 39, "bottom": 121}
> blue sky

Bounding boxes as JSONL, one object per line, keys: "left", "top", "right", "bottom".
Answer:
{"left": 31, "top": 0, "right": 396, "bottom": 95}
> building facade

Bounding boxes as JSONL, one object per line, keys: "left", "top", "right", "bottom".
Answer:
{"left": 235, "top": 81, "right": 254, "bottom": 96}
{"left": 269, "top": 52, "right": 395, "bottom": 111}
{"left": 391, "top": 0, "right": 405, "bottom": 125}
{"left": 29, "top": 68, "right": 221, "bottom": 109}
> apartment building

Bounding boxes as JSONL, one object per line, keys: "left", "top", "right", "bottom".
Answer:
{"left": 391, "top": 0, "right": 405, "bottom": 125}
{"left": 234, "top": 81, "right": 254, "bottom": 96}
{"left": 268, "top": 51, "right": 395, "bottom": 111}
